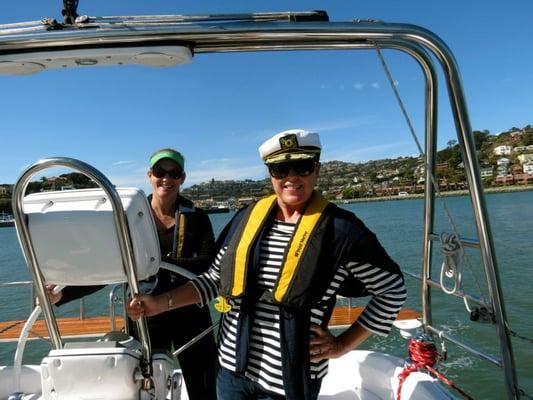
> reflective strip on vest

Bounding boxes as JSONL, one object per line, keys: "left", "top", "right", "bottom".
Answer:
{"left": 274, "top": 193, "right": 329, "bottom": 302}
{"left": 232, "top": 194, "right": 277, "bottom": 296}
{"left": 177, "top": 213, "right": 186, "bottom": 257}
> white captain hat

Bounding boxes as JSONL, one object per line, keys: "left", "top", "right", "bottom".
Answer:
{"left": 258, "top": 129, "right": 321, "bottom": 164}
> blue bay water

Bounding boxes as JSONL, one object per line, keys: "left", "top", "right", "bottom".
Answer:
{"left": 1, "top": 191, "right": 532, "bottom": 398}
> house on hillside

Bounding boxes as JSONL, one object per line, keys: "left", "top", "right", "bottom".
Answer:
{"left": 496, "top": 158, "right": 510, "bottom": 176}
{"left": 494, "top": 175, "right": 513, "bottom": 186}
{"left": 523, "top": 163, "right": 533, "bottom": 174}
{"left": 493, "top": 145, "right": 512, "bottom": 156}
{"left": 511, "top": 164, "right": 523, "bottom": 175}
{"left": 513, "top": 173, "right": 533, "bottom": 185}
{"left": 480, "top": 167, "right": 493, "bottom": 179}
{"left": 414, "top": 164, "right": 425, "bottom": 184}
{"left": 517, "top": 154, "right": 533, "bottom": 164}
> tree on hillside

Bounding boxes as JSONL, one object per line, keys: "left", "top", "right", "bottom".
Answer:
{"left": 59, "top": 172, "right": 98, "bottom": 188}
{"left": 473, "top": 130, "right": 491, "bottom": 150}
{"left": 521, "top": 131, "right": 533, "bottom": 146}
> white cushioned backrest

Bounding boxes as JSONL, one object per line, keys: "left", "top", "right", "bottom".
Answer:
{"left": 23, "top": 188, "right": 160, "bottom": 285}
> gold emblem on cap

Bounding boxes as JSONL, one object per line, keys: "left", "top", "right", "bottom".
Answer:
{"left": 279, "top": 134, "right": 298, "bottom": 150}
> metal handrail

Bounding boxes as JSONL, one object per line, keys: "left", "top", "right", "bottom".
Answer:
{"left": 109, "top": 283, "right": 127, "bottom": 332}
{"left": 426, "top": 324, "right": 502, "bottom": 367}
{"left": 12, "top": 157, "right": 153, "bottom": 382}
{"left": 0, "top": 281, "right": 35, "bottom": 315}
{"left": 1, "top": 15, "right": 518, "bottom": 398}
{"left": 403, "top": 271, "right": 492, "bottom": 310}
{"left": 0, "top": 280, "right": 118, "bottom": 323}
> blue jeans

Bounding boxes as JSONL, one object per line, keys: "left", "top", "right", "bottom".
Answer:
{"left": 216, "top": 367, "right": 321, "bottom": 400}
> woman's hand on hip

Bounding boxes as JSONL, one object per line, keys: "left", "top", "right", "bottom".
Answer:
{"left": 309, "top": 323, "right": 344, "bottom": 361}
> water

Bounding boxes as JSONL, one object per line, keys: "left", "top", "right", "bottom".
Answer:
{"left": 1, "top": 191, "right": 532, "bottom": 398}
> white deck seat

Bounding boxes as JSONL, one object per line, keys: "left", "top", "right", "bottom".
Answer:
{"left": 23, "top": 188, "right": 160, "bottom": 286}
{"left": 0, "top": 365, "right": 42, "bottom": 399}
{"left": 39, "top": 343, "right": 177, "bottom": 400}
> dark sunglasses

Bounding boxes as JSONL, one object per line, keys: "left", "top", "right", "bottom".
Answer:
{"left": 151, "top": 165, "right": 183, "bottom": 179}
{"left": 268, "top": 159, "right": 317, "bottom": 179}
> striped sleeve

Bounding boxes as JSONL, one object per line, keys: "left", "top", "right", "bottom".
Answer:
{"left": 190, "top": 246, "right": 226, "bottom": 306}
{"left": 346, "top": 261, "right": 406, "bottom": 336}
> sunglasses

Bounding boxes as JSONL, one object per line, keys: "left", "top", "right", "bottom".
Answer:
{"left": 151, "top": 165, "right": 183, "bottom": 179}
{"left": 268, "top": 159, "right": 317, "bottom": 179}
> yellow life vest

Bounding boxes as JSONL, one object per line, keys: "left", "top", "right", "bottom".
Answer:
{"left": 219, "top": 190, "right": 330, "bottom": 305}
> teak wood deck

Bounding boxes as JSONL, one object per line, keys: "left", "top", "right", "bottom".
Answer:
{"left": 0, "top": 306, "right": 420, "bottom": 342}
{"left": 0, "top": 316, "right": 125, "bottom": 342}
{"left": 329, "top": 306, "right": 420, "bottom": 328}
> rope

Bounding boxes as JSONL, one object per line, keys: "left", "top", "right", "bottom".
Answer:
{"left": 373, "top": 42, "right": 488, "bottom": 305}
{"left": 508, "top": 326, "right": 533, "bottom": 345}
{"left": 439, "top": 233, "right": 464, "bottom": 294}
{"left": 519, "top": 388, "right": 533, "bottom": 400}
{"left": 397, "top": 337, "right": 474, "bottom": 400}
{"left": 14, "top": 306, "right": 42, "bottom": 392}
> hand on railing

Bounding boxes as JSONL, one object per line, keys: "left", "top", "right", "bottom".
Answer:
{"left": 126, "top": 294, "right": 166, "bottom": 321}
{"left": 36, "top": 284, "right": 63, "bottom": 305}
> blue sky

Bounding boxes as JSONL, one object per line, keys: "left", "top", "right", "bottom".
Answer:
{"left": 1, "top": 1, "right": 531, "bottom": 194}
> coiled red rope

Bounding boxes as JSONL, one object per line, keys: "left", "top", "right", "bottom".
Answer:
{"left": 396, "top": 337, "right": 474, "bottom": 400}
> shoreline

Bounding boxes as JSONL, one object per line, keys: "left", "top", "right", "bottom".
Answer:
{"left": 335, "top": 184, "right": 533, "bottom": 204}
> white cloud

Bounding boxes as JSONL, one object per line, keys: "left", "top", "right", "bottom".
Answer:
{"left": 353, "top": 82, "right": 364, "bottom": 90}
{"left": 111, "top": 160, "right": 135, "bottom": 167}
{"left": 198, "top": 158, "right": 238, "bottom": 166}
{"left": 106, "top": 173, "right": 151, "bottom": 193}
{"left": 309, "top": 117, "right": 379, "bottom": 134}
{"left": 371, "top": 82, "right": 381, "bottom": 89}
{"left": 326, "top": 141, "right": 418, "bottom": 162}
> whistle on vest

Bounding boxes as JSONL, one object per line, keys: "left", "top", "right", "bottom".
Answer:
{"left": 214, "top": 296, "right": 232, "bottom": 313}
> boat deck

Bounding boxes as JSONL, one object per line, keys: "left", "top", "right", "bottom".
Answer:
{"left": 329, "top": 306, "right": 420, "bottom": 328}
{"left": 0, "top": 306, "right": 419, "bottom": 342}
{"left": 0, "top": 316, "right": 125, "bottom": 342}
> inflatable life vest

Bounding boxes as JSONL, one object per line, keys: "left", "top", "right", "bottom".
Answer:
{"left": 219, "top": 191, "right": 330, "bottom": 308}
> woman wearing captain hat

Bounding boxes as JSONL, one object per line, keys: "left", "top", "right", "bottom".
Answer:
{"left": 127, "top": 130, "right": 406, "bottom": 400}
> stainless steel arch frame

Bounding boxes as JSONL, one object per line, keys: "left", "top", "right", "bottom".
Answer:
{"left": 11, "top": 157, "right": 153, "bottom": 383}
{"left": 1, "top": 14, "right": 518, "bottom": 399}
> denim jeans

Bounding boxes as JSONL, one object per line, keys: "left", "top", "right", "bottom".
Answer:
{"left": 216, "top": 367, "right": 321, "bottom": 400}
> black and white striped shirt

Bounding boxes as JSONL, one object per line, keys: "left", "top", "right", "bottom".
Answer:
{"left": 192, "top": 220, "right": 406, "bottom": 396}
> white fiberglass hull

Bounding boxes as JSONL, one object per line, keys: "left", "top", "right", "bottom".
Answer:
{"left": 1, "top": 350, "right": 453, "bottom": 400}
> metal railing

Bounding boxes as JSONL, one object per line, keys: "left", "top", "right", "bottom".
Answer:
{"left": 0, "top": 13, "right": 519, "bottom": 398}
{"left": 0, "top": 281, "right": 126, "bottom": 336}
{"left": 12, "top": 157, "right": 153, "bottom": 382}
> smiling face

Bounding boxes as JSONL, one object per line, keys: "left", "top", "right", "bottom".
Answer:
{"left": 270, "top": 162, "right": 319, "bottom": 214}
{"left": 148, "top": 158, "right": 185, "bottom": 202}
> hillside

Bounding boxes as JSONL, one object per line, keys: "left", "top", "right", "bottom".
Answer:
{"left": 1, "top": 125, "right": 532, "bottom": 213}
{"left": 181, "top": 125, "right": 533, "bottom": 205}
